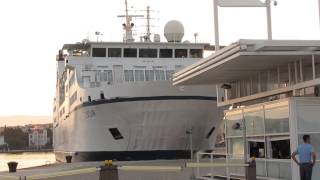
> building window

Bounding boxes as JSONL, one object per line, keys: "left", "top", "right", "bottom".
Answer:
{"left": 124, "top": 70, "right": 134, "bottom": 82}
{"left": 101, "top": 70, "right": 113, "bottom": 82}
{"left": 134, "top": 70, "right": 145, "bottom": 81}
{"left": 160, "top": 49, "right": 173, "bottom": 58}
{"left": 92, "top": 48, "right": 106, "bottom": 57}
{"left": 108, "top": 48, "right": 122, "bottom": 57}
{"left": 124, "top": 48, "right": 137, "bottom": 58}
{"left": 139, "top": 48, "right": 157, "bottom": 58}
{"left": 190, "top": 49, "right": 203, "bottom": 58}
{"left": 269, "top": 139, "right": 291, "bottom": 159}
{"left": 175, "top": 49, "right": 188, "bottom": 58}
{"left": 109, "top": 128, "right": 124, "bottom": 140}
{"left": 145, "top": 70, "right": 155, "bottom": 81}
{"left": 265, "top": 106, "right": 289, "bottom": 134}
{"left": 155, "top": 70, "right": 165, "bottom": 80}
{"left": 249, "top": 141, "right": 265, "bottom": 158}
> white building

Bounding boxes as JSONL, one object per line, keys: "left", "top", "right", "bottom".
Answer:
{"left": 28, "top": 127, "right": 48, "bottom": 148}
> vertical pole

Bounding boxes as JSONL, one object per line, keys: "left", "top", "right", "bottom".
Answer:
{"left": 299, "top": 58, "right": 303, "bottom": 82}
{"left": 190, "top": 129, "right": 193, "bottom": 161}
{"left": 196, "top": 153, "right": 200, "bottom": 176}
{"left": 294, "top": 61, "right": 298, "bottom": 84}
{"left": 213, "top": 0, "right": 220, "bottom": 51}
{"left": 288, "top": 63, "right": 291, "bottom": 85}
{"left": 318, "top": 0, "right": 320, "bottom": 26}
{"left": 277, "top": 66, "right": 280, "bottom": 88}
{"left": 312, "top": 55, "right": 316, "bottom": 80}
{"left": 266, "top": 0, "right": 272, "bottom": 40}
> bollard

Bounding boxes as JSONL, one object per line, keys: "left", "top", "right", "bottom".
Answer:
{"left": 7, "top": 161, "right": 18, "bottom": 173}
{"left": 66, "top": 155, "right": 72, "bottom": 163}
{"left": 99, "top": 160, "right": 118, "bottom": 180}
{"left": 245, "top": 158, "right": 256, "bottom": 180}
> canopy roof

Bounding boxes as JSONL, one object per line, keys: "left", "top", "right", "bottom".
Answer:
{"left": 173, "top": 39, "right": 320, "bottom": 85}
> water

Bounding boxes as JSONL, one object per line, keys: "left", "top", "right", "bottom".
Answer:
{"left": 0, "top": 152, "right": 56, "bottom": 172}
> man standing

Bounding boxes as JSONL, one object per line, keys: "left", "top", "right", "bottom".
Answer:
{"left": 291, "top": 135, "right": 317, "bottom": 180}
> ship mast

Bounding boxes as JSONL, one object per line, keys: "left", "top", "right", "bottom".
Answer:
{"left": 146, "top": 6, "right": 151, "bottom": 42}
{"left": 118, "top": 0, "right": 144, "bottom": 42}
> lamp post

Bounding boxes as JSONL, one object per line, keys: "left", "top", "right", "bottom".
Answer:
{"left": 186, "top": 128, "right": 193, "bottom": 161}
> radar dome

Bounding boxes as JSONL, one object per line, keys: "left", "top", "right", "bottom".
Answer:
{"left": 164, "top": 20, "right": 184, "bottom": 42}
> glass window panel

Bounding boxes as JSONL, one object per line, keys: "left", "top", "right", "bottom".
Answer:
{"left": 124, "top": 70, "right": 134, "bottom": 82}
{"left": 139, "top": 49, "right": 157, "bottom": 58}
{"left": 297, "top": 102, "right": 320, "bottom": 132}
{"left": 175, "top": 49, "right": 188, "bottom": 58}
{"left": 145, "top": 70, "right": 155, "bottom": 81}
{"left": 244, "top": 110, "right": 264, "bottom": 135}
{"left": 107, "top": 70, "right": 113, "bottom": 82}
{"left": 124, "top": 48, "right": 137, "bottom": 57}
{"left": 189, "top": 49, "right": 203, "bottom": 58}
{"left": 166, "top": 70, "right": 175, "bottom": 80}
{"left": 155, "top": 70, "right": 165, "bottom": 80}
{"left": 134, "top": 70, "right": 145, "bottom": 81}
{"left": 249, "top": 141, "right": 265, "bottom": 158}
{"left": 226, "top": 113, "right": 243, "bottom": 137}
{"left": 269, "top": 139, "right": 291, "bottom": 159}
{"left": 266, "top": 161, "right": 291, "bottom": 179}
{"left": 92, "top": 48, "right": 106, "bottom": 57}
{"left": 108, "top": 48, "right": 122, "bottom": 57}
{"left": 265, "top": 106, "right": 289, "bottom": 134}
{"left": 229, "top": 138, "right": 244, "bottom": 157}
{"left": 160, "top": 49, "right": 173, "bottom": 58}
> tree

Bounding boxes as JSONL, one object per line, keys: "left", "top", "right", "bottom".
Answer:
{"left": 4, "top": 127, "right": 28, "bottom": 150}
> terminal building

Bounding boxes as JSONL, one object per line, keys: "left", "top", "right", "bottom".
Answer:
{"left": 174, "top": 39, "right": 320, "bottom": 180}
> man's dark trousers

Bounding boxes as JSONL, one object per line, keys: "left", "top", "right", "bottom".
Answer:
{"left": 300, "top": 163, "right": 313, "bottom": 180}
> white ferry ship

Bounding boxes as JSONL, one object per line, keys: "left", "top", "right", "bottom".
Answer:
{"left": 53, "top": 1, "right": 220, "bottom": 162}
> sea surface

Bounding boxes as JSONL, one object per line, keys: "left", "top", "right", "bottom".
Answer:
{"left": 0, "top": 152, "right": 55, "bottom": 172}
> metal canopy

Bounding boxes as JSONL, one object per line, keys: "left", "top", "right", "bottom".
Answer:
{"left": 173, "top": 39, "right": 320, "bottom": 85}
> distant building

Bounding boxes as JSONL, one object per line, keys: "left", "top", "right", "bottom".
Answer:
{"left": 28, "top": 127, "right": 48, "bottom": 149}
{"left": 0, "top": 136, "right": 4, "bottom": 145}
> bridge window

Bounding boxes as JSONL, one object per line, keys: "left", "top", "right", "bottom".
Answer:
{"left": 139, "top": 48, "right": 157, "bottom": 58}
{"left": 175, "top": 49, "right": 188, "bottom": 58}
{"left": 134, "top": 70, "right": 145, "bottom": 81}
{"left": 190, "top": 49, "right": 203, "bottom": 58}
{"left": 160, "top": 49, "right": 173, "bottom": 58}
{"left": 124, "top": 70, "right": 134, "bottom": 82}
{"left": 145, "top": 70, "right": 155, "bottom": 81}
{"left": 155, "top": 70, "right": 165, "bottom": 80}
{"left": 92, "top": 48, "right": 106, "bottom": 57}
{"left": 108, "top": 48, "right": 122, "bottom": 57}
{"left": 124, "top": 48, "right": 137, "bottom": 58}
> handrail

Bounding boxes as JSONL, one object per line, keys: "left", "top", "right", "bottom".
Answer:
{"left": 186, "top": 162, "right": 249, "bottom": 168}
{"left": 118, "top": 165, "right": 182, "bottom": 171}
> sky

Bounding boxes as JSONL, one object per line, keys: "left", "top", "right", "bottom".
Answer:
{"left": 0, "top": 0, "right": 319, "bottom": 116}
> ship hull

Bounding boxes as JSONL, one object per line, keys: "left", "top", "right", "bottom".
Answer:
{"left": 54, "top": 96, "right": 220, "bottom": 162}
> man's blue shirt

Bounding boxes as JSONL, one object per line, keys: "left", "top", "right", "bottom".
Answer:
{"left": 296, "top": 143, "right": 314, "bottom": 163}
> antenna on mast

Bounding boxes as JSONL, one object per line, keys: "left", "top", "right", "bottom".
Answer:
{"left": 117, "top": 0, "right": 144, "bottom": 42}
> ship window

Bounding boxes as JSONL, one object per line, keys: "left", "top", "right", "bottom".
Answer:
{"left": 145, "top": 70, "right": 155, "bottom": 81}
{"left": 190, "top": 49, "right": 203, "bottom": 58}
{"left": 160, "top": 49, "right": 173, "bottom": 58}
{"left": 175, "top": 49, "right": 188, "bottom": 58}
{"left": 139, "top": 48, "right": 157, "bottom": 58}
{"left": 134, "top": 70, "right": 145, "bottom": 81}
{"left": 124, "top": 70, "right": 134, "bottom": 82}
{"left": 206, "top": 126, "right": 216, "bottom": 139}
{"left": 102, "top": 70, "right": 113, "bottom": 82}
{"left": 165, "top": 70, "right": 175, "bottom": 80}
{"left": 155, "top": 70, "right": 165, "bottom": 80}
{"left": 109, "top": 128, "right": 124, "bottom": 140}
{"left": 92, "top": 48, "right": 106, "bottom": 57}
{"left": 108, "top": 48, "right": 122, "bottom": 57}
{"left": 124, "top": 48, "right": 137, "bottom": 58}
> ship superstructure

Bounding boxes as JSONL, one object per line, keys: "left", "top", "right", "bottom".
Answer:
{"left": 53, "top": 1, "right": 221, "bottom": 162}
